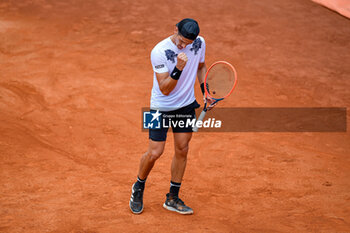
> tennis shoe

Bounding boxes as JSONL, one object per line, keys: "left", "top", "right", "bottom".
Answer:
{"left": 129, "top": 183, "right": 144, "bottom": 214}
{"left": 163, "top": 193, "right": 193, "bottom": 215}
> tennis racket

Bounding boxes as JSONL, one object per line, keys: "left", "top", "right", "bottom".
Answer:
{"left": 193, "top": 61, "right": 237, "bottom": 132}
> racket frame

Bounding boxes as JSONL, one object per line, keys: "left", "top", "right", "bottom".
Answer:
{"left": 193, "top": 61, "right": 237, "bottom": 132}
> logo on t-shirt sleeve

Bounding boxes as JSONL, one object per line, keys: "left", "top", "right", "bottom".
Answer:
{"left": 190, "top": 38, "right": 202, "bottom": 55}
{"left": 155, "top": 64, "right": 165, "bottom": 69}
{"left": 165, "top": 49, "right": 177, "bottom": 63}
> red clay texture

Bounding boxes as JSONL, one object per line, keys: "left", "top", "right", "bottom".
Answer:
{"left": 0, "top": 0, "right": 349, "bottom": 232}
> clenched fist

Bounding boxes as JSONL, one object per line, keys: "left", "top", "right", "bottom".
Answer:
{"left": 176, "top": 52, "right": 188, "bottom": 71}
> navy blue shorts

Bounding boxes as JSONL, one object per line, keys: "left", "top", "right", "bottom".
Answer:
{"left": 149, "top": 100, "right": 200, "bottom": 141}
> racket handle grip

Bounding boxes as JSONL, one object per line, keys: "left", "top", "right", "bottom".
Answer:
{"left": 193, "top": 110, "right": 207, "bottom": 132}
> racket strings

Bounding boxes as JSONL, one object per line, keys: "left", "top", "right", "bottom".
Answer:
{"left": 206, "top": 63, "right": 236, "bottom": 99}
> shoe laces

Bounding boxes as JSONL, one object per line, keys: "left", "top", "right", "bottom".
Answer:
{"left": 133, "top": 188, "right": 143, "bottom": 202}
{"left": 173, "top": 196, "right": 185, "bottom": 206}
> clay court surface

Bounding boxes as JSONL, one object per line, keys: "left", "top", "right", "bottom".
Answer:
{"left": 0, "top": 0, "right": 349, "bottom": 232}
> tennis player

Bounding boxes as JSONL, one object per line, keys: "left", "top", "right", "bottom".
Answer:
{"left": 130, "top": 18, "right": 215, "bottom": 215}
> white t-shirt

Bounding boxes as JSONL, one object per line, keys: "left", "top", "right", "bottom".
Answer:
{"left": 150, "top": 36, "right": 206, "bottom": 111}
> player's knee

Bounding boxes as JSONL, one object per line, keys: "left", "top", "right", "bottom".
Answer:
{"left": 175, "top": 144, "right": 189, "bottom": 157}
{"left": 148, "top": 148, "right": 163, "bottom": 162}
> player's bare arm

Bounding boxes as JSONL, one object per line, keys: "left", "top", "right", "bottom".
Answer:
{"left": 197, "top": 62, "right": 206, "bottom": 84}
{"left": 156, "top": 52, "right": 188, "bottom": 96}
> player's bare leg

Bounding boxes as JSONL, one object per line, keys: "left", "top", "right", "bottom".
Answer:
{"left": 163, "top": 132, "right": 194, "bottom": 214}
{"left": 171, "top": 132, "right": 192, "bottom": 182}
{"left": 130, "top": 140, "right": 165, "bottom": 214}
{"left": 138, "top": 140, "right": 166, "bottom": 179}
